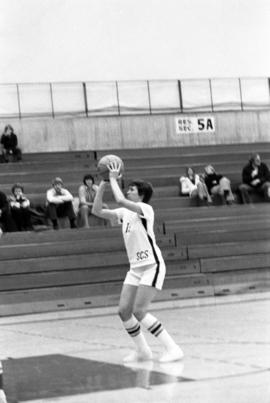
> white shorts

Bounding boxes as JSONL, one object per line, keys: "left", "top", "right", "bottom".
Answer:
{"left": 124, "top": 261, "right": 166, "bottom": 290}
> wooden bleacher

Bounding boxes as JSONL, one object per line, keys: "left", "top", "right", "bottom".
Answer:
{"left": 0, "top": 143, "right": 270, "bottom": 207}
{"left": 0, "top": 142, "right": 269, "bottom": 316}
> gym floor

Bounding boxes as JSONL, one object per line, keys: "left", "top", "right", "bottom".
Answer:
{"left": 1, "top": 292, "right": 270, "bottom": 403}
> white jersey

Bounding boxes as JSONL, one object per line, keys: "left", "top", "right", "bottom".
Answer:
{"left": 114, "top": 202, "right": 165, "bottom": 269}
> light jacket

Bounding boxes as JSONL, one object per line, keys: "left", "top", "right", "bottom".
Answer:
{"left": 46, "top": 187, "right": 73, "bottom": 204}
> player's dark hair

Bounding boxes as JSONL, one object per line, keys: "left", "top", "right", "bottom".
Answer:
{"left": 83, "top": 174, "right": 95, "bottom": 185}
{"left": 128, "top": 180, "right": 153, "bottom": 204}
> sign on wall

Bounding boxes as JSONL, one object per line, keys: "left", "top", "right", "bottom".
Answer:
{"left": 175, "top": 116, "right": 215, "bottom": 134}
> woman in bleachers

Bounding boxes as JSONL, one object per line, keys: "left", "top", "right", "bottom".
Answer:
{"left": 179, "top": 167, "right": 212, "bottom": 203}
{"left": 1, "top": 124, "right": 22, "bottom": 162}
{"left": 78, "top": 174, "right": 108, "bottom": 228}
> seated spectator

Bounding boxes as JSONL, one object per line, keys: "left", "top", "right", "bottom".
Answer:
{"left": 204, "top": 165, "right": 234, "bottom": 205}
{"left": 1, "top": 124, "right": 22, "bottom": 162}
{"left": 46, "top": 177, "right": 77, "bottom": 230}
{"left": 0, "top": 190, "right": 17, "bottom": 232}
{"left": 9, "top": 184, "right": 33, "bottom": 231}
{"left": 238, "top": 153, "right": 270, "bottom": 204}
{"left": 179, "top": 167, "right": 212, "bottom": 203}
{"left": 78, "top": 174, "right": 108, "bottom": 228}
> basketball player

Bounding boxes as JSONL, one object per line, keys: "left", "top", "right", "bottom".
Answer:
{"left": 0, "top": 362, "right": 7, "bottom": 403}
{"left": 92, "top": 161, "right": 184, "bottom": 363}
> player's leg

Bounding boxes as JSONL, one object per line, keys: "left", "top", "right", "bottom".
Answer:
{"left": 0, "top": 361, "right": 7, "bottom": 403}
{"left": 134, "top": 285, "right": 184, "bottom": 362}
{"left": 134, "top": 264, "right": 184, "bottom": 362}
{"left": 118, "top": 282, "right": 152, "bottom": 362}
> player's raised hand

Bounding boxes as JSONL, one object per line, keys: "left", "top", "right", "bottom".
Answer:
{"left": 108, "top": 161, "right": 122, "bottom": 180}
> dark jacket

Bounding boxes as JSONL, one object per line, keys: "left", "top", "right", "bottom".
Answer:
{"left": 204, "top": 173, "right": 223, "bottom": 193}
{"left": 242, "top": 162, "right": 270, "bottom": 187}
{"left": 1, "top": 133, "right": 18, "bottom": 151}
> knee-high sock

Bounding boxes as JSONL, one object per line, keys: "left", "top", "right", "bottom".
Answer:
{"left": 123, "top": 315, "right": 150, "bottom": 351}
{"left": 0, "top": 361, "right": 3, "bottom": 389}
{"left": 0, "top": 360, "right": 7, "bottom": 403}
{"left": 140, "top": 313, "right": 177, "bottom": 350}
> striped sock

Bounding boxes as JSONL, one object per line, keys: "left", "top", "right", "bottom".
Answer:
{"left": 140, "top": 313, "right": 177, "bottom": 350}
{"left": 123, "top": 315, "right": 150, "bottom": 351}
{"left": 0, "top": 361, "right": 7, "bottom": 403}
{"left": 0, "top": 361, "right": 3, "bottom": 389}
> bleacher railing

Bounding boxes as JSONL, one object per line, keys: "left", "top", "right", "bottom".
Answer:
{"left": 0, "top": 77, "right": 269, "bottom": 119}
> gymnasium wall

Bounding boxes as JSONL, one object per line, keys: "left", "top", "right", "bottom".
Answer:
{"left": 5, "top": 110, "right": 270, "bottom": 153}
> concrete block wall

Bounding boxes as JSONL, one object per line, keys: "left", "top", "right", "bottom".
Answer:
{"left": 3, "top": 110, "right": 270, "bottom": 153}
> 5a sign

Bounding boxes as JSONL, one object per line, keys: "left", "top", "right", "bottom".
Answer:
{"left": 175, "top": 116, "right": 215, "bottom": 134}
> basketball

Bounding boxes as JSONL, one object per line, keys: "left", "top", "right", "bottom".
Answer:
{"left": 97, "top": 154, "right": 124, "bottom": 180}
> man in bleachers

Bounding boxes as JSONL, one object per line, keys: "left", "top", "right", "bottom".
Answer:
{"left": 46, "top": 177, "right": 77, "bottom": 230}
{"left": 9, "top": 183, "right": 33, "bottom": 231}
{"left": 203, "top": 165, "right": 234, "bottom": 205}
{"left": 238, "top": 153, "right": 270, "bottom": 204}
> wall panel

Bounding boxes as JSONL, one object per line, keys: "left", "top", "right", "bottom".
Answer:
{"left": 4, "top": 110, "right": 270, "bottom": 153}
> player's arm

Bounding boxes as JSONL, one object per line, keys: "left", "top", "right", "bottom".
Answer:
{"left": 92, "top": 180, "right": 118, "bottom": 221}
{"left": 109, "top": 162, "right": 143, "bottom": 215}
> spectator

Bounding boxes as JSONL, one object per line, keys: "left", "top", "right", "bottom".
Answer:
{"left": 78, "top": 174, "right": 108, "bottom": 227}
{"left": 1, "top": 124, "right": 22, "bottom": 162}
{"left": 9, "top": 184, "right": 33, "bottom": 231}
{"left": 0, "top": 190, "right": 17, "bottom": 232}
{"left": 238, "top": 153, "right": 270, "bottom": 204}
{"left": 179, "top": 167, "right": 212, "bottom": 203}
{"left": 204, "top": 165, "right": 234, "bottom": 205}
{"left": 46, "top": 177, "right": 77, "bottom": 230}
